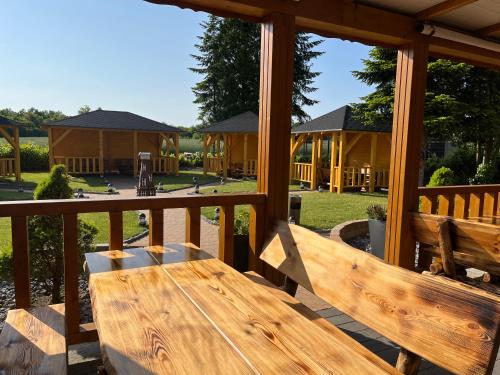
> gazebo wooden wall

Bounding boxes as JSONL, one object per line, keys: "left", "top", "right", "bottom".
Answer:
{"left": 203, "top": 133, "right": 258, "bottom": 178}
{"left": 47, "top": 127, "right": 179, "bottom": 177}
{"left": 290, "top": 130, "right": 391, "bottom": 192}
{"left": 0, "top": 123, "right": 21, "bottom": 182}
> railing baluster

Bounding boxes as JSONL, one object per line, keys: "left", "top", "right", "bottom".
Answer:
{"left": 249, "top": 203, "right": 265, "bottom": 275}
{"left": 218, "top": 205, "right": 234, "bottom": 266}
{"left": 453, "top": 193, "right": 466, "bottom": 219}
{"left": 483, "top": 192, "right": 496, "bottom": 219}
{"left": 149, "top": 209, "right": 164, "bottom": 246}
{"left": 11, "top": 216, "right": 30, "bottom": 308}
{"left": 437, "top": 195, "right": 451, "bottom": 216}
{"left": 108, "top": 211, "right": 123, "bottom": 250}
{"left": 63, "top": 213, "right": 80, "bottom": 338}
{"left": 185, "top": 207, "right": 201, "bottom": 247}
{"left": 469, "top": 193, "right": 482, "bottom": 219}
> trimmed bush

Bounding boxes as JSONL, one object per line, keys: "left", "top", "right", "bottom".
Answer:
{"left": 470, "top": 162, "right": 496, "bottom": 185}
{"left": 427, "top": 167, "right": 455, "bottom": 187}
{"left": 0, "top": 142, "right": 49, "bottom": 172}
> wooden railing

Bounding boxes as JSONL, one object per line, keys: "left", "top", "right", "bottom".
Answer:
{"left": 418, "top": 184, "right": 500, "bottom": 221}
{"left": 54, "top": 156, "right": 100, "bottom": 174}
{"left": 245, "top": 159, "right": 257, "bottom": 176}
{"left": 291, "top": 162, "right": 312, "bottom": 182}
{"left": 0, "top": 193, "right": 266, "bottom": 345}
{"left": 338, "top": 167, "right": 389, "bottom": 189}
{"left": 207, "top": 156, "right": 223, "bottom": 174}
{"left": 152, "top": 156, "right": 176, "bottom": 174}
{"left": 0, "top": 158, "right": 15, "bottom": 177}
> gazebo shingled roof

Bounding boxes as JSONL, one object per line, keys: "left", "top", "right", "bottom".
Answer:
{"left": 292, "top": 105, "right": 391, "bottom": 134}
{"left": 199, "top": 112, "right": 259, "bottom": 134}
{"left": 44, "top": 109, "right": 181, "bottom": 133}
{"left": 0, "top": 115, "right": 25, "bottom": 127}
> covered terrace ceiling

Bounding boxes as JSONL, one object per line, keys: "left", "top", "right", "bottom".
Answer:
{"left": 146, "top": 0, "right": 500, "bottom": 70}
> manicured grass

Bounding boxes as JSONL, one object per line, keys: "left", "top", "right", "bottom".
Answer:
{"left": 154, "top": 170, "right": 219, "bottom": 191}
{"left": 200, "top": 180, "right": 388, "bottom": 230}
{"left": 0, "top": 190, "right": 33, "bottom": 201}
{"left": 0, "top": 137, "right": 48, "bottom": 146}
{"left": 0, "top": 172, "right": 109, "bottom": 192}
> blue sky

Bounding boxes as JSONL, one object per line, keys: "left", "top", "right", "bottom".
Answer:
{"left": 0, "top": 0, "right": 373, "bottom": 127}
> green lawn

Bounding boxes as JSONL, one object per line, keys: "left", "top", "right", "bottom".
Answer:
{"left": 0, "top": 172, "right": 109, "bottom": 192}
{"left": 179, "top": 138, "right": 202, "bottom": 153}
{"left": 200, "top": 180, "right": 387, "bottom": 230}
{"left": 154, "top": 170, "right": 219, "bottom": 191}
{"left": 0, "top": 137, "right": 48, "bottom": 146}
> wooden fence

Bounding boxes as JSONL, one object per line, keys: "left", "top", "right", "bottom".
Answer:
{"left": 0, "top": 158, "right": 15, "bottom": 177}
{"left": 290, "top": 162, "right": 313, "bottom": 183}
{"left": 0, "top": 193, "right": 267, "bottom": 345}
{"left": 151, "top": 157, "right": 176, "bottom": 174}
{"left": 206, "top": 156, "right": 223, "bottom": 174}
{"left": 418, "top": 184, "right": 500, "bottom": 222}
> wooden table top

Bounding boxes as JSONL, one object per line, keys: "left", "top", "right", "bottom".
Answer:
{"left": 85, "top": 244, "right": 398, "bottom": 375}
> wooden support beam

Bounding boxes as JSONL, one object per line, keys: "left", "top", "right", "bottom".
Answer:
{"left": 174, "top": 133, "right": 180, "bottom": 176}
{"left": 48, "top": 127, "right": 54, "bottom": 169}
{"left": 329, "top": 133, "right": 338, "bottom": 192}
{"left": 108, "top": 211, "right": 123, "bottom": 250}
{"left": 63, "top": 213, "right": 80, "bottom": 338}
{"left": 385, "top": 41, "right": 429, "bottom": 269}
{"left": 310, "top": 133, "right": 318, "bottom": 190}
{"left": 369, "top": 133, "right": 377, "bottom": 193}
{"left": 0, "top": 126, "right": 15, "bottom": 147}
{"left": 185, "top": 207, "right": 201, "bottom": 247}
{"left": 133, "top": 131, "right": 138, "bottom": 177}
{"left": 317, "top": 133, "right": 323, "bottom": 169}
{"left": 345, "top": 133, "right": 364, "bottom": 155}
{"left": 218, "top": 205, "right": 234, "bottom": 266}
{"left": 223, "top": 134, "right": 228, "bottom": 178}
{"left": 13, "top": 127, "right": 21, "bottom": 182}
{"left": 11, "top": 216, "right": 30, "bottom": 308}
{"left": 243, "top": 133, "right": 248, "bottom": 176}
{"left": 257, "top": 12, "right": 295, "bottom": 284}
{"left": 99, "top": 130, "right": 104, "bottom": 176}
{"left": 416, "top": 0, "right": 478, "bottom": 21}
{"left": 51, "top": 129, "right": 72, "bottom": 149}
{"left": 337, "top": 132, "right": 346, "bottom": 194}
{"left": 477, "top": 22, "right": 500, "bottom": 37}
{"left": 149, "top": 209, "right": 164, "bottom": 246}
{"left": 203, "top": 134, "right": 208, "bottom": 175}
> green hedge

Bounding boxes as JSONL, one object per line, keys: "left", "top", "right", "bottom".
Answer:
{"left": 0, "top": 143, "right": 49, "bottom": 172}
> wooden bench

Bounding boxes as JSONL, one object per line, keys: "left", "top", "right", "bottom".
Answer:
{"left": 411, "top": 212, "right": 500, "bottom": 280}
{"left": 0, "top": 304, "right": 67, "bottom": 374}
{"left": 251, "top": 222, "right": 500, "bottom": 375}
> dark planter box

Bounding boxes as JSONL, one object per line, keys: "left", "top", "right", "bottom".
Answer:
{"left": 233, "top": 234, "right": 249, "bottom": 272}
{"left": 368, "top": 219, "right": 386, "bottom": 259}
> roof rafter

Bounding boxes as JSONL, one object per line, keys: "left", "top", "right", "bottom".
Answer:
{"left": 477, "top": 23, "right": 500, "bottom": 37}
{"left": 416, "top": 0, "right": 479, "bottom": 21}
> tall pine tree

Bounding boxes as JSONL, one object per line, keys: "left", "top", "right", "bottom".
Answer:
{"left": 191, "top": 16, "right": 323, "bottom": 125}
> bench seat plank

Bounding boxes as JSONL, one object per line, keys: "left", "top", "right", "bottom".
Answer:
{"left": 0, "top": 304, "right": 67, "bottom": 374}
{"left": 260, "top": 222, "right": 500, "bottom": 375}
{"left": 86, "top": 248, "right": 255, "bottom": 375}
{"left": 150, "top": 245, "right": 400, "bottom": 374}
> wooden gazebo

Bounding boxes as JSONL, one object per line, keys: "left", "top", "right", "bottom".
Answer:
{"left": 44, "top": 109, "right": 181, "bottom": 176}
{"left": 290, "top": 105, "right": 391, "bottom": 193}
{"left": 201, "top": 112, "right": 259, "bottom": 178}
{"left": 0, "top": 115, "right": 22, "bottom": 182}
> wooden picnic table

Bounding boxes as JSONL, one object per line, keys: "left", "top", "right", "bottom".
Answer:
{"left": 85, "top": 244, "right": 399, "bottom": 375}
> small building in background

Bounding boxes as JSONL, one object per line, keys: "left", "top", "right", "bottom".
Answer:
{"left": 44, "top": 109, "right": 182, "bottom": 176}
{"left": 0, "top": 115, "right": 24, "bottom": 182}
{"left": 291, "top": 105, "right": 392, "bottom": 193}
{"left": 200, "top": 111, "right": 259, "bottom": 178}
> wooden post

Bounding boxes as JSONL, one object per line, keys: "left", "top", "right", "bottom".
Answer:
{"left": 108, "top": 211, "right": 123, "bottom": 250}
{"left": 203, "top": 134, "right": 208, "bottom": 175}
{"left": 223, "top": 134, "right": 228, "bottom": 178}
{"left": 13, "top": 127, "right": 21, "bottom": 182}
{"left": 174, "top": 133, "right": 180, "bottom": 176}
{"left": 99, "top": 130, "right": 104, "bottom": 176}
{"left": 149, "top": 209, "right": 164, "bottom": 247}
{"left": 48, "top": 127, "right": 54, "bottom": 170}
{"left": 385, "top": 40, "right": 429, "bottom": 269}
{"left": 185, "top": 207, "right": 201, "bottom": 247}
{"left": 369, "top": 133, "right": 378, "bottom": 192}
{"left": 133, "top": 131, "right": 138, "bottom": 177}
{"left": 329, "top": 132, "right": 338, "bottom": 192}
{"left": 256, "top": 13, "right": 295, "bottom": 284}
{"left": 317, "top": 134, "right": 323, "bottom": 169}
{"left": 243, "top": 134, "right": 248, "bottom": 176}
{"left": 311, "top": 134, "right": 318, "bottom": 190}
{"left": 63, "top": 213, "right": 80, "bottom": 338}
{"left": 337, "top": 131, "right": 346, "bottom": 194}
{"left": 11, "top": 216, "right": 30, "bottom": 308}
{"left": 219, "top": 205, "right": 234, "bottom": 266}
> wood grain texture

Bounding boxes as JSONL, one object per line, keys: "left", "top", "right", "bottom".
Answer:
{"left": 108, "top": 211, "right": 123, "bottom": 250}
{"left": 260, "top": 222, "right": 500, "bottom": 375}
{"left": 219, "top": 205, "right": 234, "bottom": 266}
{"left": 160, "top": 250, "right": 397, "bottom": 374}
{"left": 63, "top": 213, "right": 81, "bottom": 337}
{"left": 11, "top": 216, "right": 30, "bottom": 308}
{"left": 87, "top": 250, "right": 255, "bottom": 375}
{"left": 149, "top": 208, "right": 164, "bottom": 246}
{"left": 185, "top": 207, "right": 201, "bottom": 247}
{"left": 0, "top": 304, "right": 67, "bottom": 374}
{"left": 437, "top": 220, "right": 457, "bottom": 278}
{"left": 412, "top": 213, "right": 500, "bottom": 275}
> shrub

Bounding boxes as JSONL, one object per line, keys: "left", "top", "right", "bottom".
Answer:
{"left": 427, "top": 167, "right": 455, "bottom": 187}
{"left": 366, "top": 204, "right": 387, "bottom": 221}
{"left": 424, "top": 146, "right": 476, "bottom": 185}
{"left": 0, "top": 142, "right": 49, "bottom": 172}
{"left": 29, "top": 165, "right": 97, "bottom": 303}
{"left": 469, "top": 162, "right": 496, "bottom": 185}
{"left": 234, "top": 211, "right": 250, "bottom": 235}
